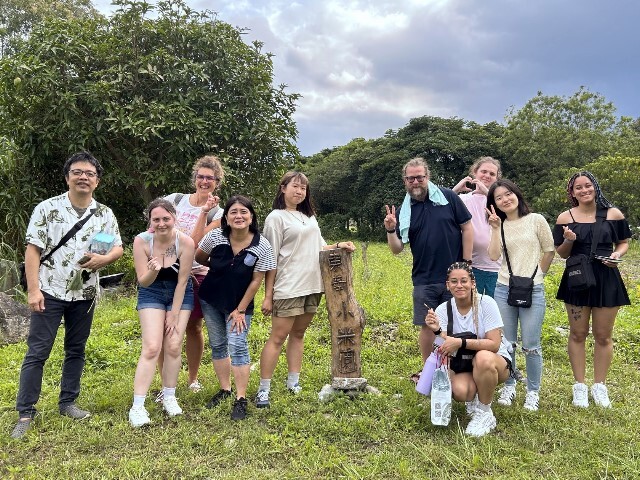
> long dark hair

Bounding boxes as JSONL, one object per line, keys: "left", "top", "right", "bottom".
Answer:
{"left": 272, "top": 171, "right": 315, "bottom": 217}
{"left": 221, "top": 195, "right": 259, "bottom": 236}
{"left": 487, "top": 179, "right": 531, "bottom": 220}
{"left": 566, "top": 171, "right": 613, "bottom": 208}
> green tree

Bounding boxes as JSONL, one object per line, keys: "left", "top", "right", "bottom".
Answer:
{"left": 501, "top": 87, "right": 617, "bottom": 205}
{"left": 0, "top": 0, "right": 299, "bottom": 245}
{"left": 0, "top": 0, "right": 96, "bottom": 56}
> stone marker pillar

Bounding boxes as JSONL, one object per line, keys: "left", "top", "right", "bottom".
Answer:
{"left": 319, "top": 248, "right": 367, "bottom": 391}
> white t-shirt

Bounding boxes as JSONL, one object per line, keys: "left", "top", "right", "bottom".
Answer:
{"left": 165, "top": 192, "right": 223, "bottom": 274}
{"left": 262, "top": 209, "right": 327, "bottom": 300}
{"left": 434, "top": 295, "right": 511, "bottom": 359}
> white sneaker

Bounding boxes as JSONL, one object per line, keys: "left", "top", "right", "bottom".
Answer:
{"left": 188, "top": 380, "right": 203, "bottom": 393}
{"left": 572, "top": 383, "right": 589, "bottom": 408}
{"left": 465, "top": 395, "right": 479, "bottom": 418}
{"left": 162, "top": 396, "right": 183, "bottom": 417}
{"left": 287, "top": 383, "right": 302, "bottom": 394}
{"left": 129, "top": 405, "right": 151, "bottom": 427}
{"left": 523, "top": 390, "right": 539, "bottom": 411}
{"left": 465, "top": 409, "right": 497, "bottom": 437}
{"left": 497, "top": 385, "right": 516, "bottom": 406}
{"left": 590, "top": 383, "right": 612, "bottom": 408}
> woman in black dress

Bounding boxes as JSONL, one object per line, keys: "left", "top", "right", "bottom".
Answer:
{"left": 554, "top": 171, "right": 631, "bottom": 409}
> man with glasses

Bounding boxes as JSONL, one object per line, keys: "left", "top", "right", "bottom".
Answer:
{"left": 384, "top": 157, "right": 473, "bottom": 375}
{"left": 11, "top": 152, "right": 123, "bottom": 439}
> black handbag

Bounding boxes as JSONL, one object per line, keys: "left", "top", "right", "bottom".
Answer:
{"left": 19, "top": 206, "right": 99, "bottom": 291}
{"left": 501, "top": 222, "right": 537, "bottom": 308}
{"left": 446, "top": 300, "right": 477, "bottom": 373}
{"left": 565, "top": 208, "right": 606, "bottom": 292}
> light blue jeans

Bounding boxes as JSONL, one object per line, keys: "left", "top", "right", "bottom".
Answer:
{"left": 200, "top": 300, "right": 252, "bottom": 366}
{"left": 494, "top": 282, "right": 545, "bottom": 392}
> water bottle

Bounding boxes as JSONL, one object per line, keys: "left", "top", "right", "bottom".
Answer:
{"left": 416, "top": 352, "right": 438, "bottom": 396}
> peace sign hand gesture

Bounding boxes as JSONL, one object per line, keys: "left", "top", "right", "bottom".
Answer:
{"left": 485, "top": 205, "right": 501, "bottom": 229}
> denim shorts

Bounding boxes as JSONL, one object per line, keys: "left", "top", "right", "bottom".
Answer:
{"left": 136, "top": 278, "right": 194, "bottom": 311}
{"left": 200, "top": 299, "right": 251, "bottom": 366}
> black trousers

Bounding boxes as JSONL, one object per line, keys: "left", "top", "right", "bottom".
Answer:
{"left": 16, "top": 292, "right": 95, "bottom": 418}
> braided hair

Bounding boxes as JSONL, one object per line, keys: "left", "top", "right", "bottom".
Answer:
{"left": 446, "top": 262, "right": 480, "bottom": 333}
{"left": 566, "top": 171, "right": 613, "bottom": 208}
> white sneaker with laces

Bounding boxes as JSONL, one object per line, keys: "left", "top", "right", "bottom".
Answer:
{"left": 497, "top": 385, "right": 516, "bottom": 406}
{"left": 572, "top": 383, "right": 589, "bottom": 408}
{"left": 129, "top": 405, "right": 151, "bottom": 427}
{"left": 590, "top": 383, "right": 612, "bottom": 408}
{"left": 465, "top": 409, "right": 497, "bottom": 437}
{"left": 523, "top": 390, "right": 539, "bottom": 411}
{"left": 162, "top": 396, "right": 183, "bottom": 416}
{"left": 287, "top": 383, "right": 302, "bottom": 394}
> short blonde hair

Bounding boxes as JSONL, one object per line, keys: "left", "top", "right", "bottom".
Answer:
{"left": 191, "top": 155, "right": 224, "bottom": 185}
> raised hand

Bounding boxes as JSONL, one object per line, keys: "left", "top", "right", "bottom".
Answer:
{"left": 485, "top": 205, "right": 501, "bottom": 229}
{"left": 562, "top": 225, "right": 577, "bottom": 242}
{"left": 384, "top": 205, "right": 397, "bottom": 231}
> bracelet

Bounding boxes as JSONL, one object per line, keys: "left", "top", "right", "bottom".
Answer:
{"left": 237, "top": 308, "right": 246, "bottom": 314}
{"left": 434, "top": 327, "right": 442, "bottom": 336}
{"left": 463, "top": 259, "right": 472, "bottom": 265}
{"left": 461, "top": 338, "right": 467, "bottom": 349}
{"left": 385, "top": 228, "right": 396, "bottom": 234}
{"left": 335, "top": 242, "right": 341, "bottom": 249}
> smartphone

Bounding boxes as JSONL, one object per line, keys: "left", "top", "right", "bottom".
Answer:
{"left": 78, "top": 255, "right": 91, "bottom": 265}
{"left": 465, "top": 181, "right": 476, "bottom": 191}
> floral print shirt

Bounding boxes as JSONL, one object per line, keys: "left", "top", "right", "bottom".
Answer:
{"left": 25, "top": 193, "right": 122, "bottom": 301}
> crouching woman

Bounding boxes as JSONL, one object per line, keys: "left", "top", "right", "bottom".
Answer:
{"left": 425, "top": 262, "right": 512, "bottom": 437}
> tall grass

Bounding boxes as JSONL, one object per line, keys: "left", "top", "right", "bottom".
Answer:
{"left": 1, "top": 243, "right": 639, "bottom": 479}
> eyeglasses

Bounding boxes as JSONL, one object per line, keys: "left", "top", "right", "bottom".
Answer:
{"left": 447, "top": 278, "right": 472, "bottom": 286}
{"left": 70, "top": 169, "right": 98, "bottom": 178}
{"left": 196, "top": 174, "right": 220, "bottom": 182}
{"left": 404, "top": 175, "right": 427, "bottom": 183}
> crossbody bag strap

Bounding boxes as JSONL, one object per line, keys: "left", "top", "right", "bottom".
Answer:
{"left": 589, "top": 208, "right": 607, "bottom": 260}
{"left": 501, "top": 221, "right": 538, "bottom": 279}
{"left": 40, "top": 206, "right": 99, "bottom": 264}
{"left": 446, "top": 299, "right": 454, "bottom": 336}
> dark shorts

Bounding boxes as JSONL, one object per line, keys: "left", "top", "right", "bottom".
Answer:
{"left": 189, "top": 273, "right": 206, "bottom": 321}
{"left": 137, "top": 278, "right": 194, "bottom": 311}
{"left": 412, "top": 283, "right": 451, "bottom": 326}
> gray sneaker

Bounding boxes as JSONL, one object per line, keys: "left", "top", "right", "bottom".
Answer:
{"left": 59, "top": 403, "right": 91, "bottom": 420}
{"left": 11, "top": 419, "right": 32, "bottom": 439}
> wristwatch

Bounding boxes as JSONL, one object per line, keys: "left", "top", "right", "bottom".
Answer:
{"left": 237, "top": 308, "right": 246, "bottom": 314}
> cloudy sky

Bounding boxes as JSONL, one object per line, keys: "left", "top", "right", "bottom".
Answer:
{"left": 94, "top": 0, "right": 640, "bottom": 156}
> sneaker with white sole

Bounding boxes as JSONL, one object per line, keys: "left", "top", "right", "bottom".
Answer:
{"left": 129, "top": 405, "right": 151, "bottom": 428}
{"left": 572, "top": 383, "right": 589, "bottom": 408}
{"left": 255, "top": 390, "right": 270, "bottom": 408}
{"left": 188, "top": 380, "right": 203, "bottom": 393}
{"left": 465, "top": 409, "right": 497, "bottom": 437}
{"left": 497, "top": 385, "right": 516, "bottom": 406}
{"left": 523, "top": 390, "right": 539, "bottom": 411}
{"left": 155, "top": 390, "right": 164, "bottom": 403}
{"left": 590, "top": 383, "right": 612, "bottom": 408}
{"left": 287, "top": 383, "right": 302, "bottom": 394}
{"left": 162, "top": 396, "right": 183, "bottom": 417}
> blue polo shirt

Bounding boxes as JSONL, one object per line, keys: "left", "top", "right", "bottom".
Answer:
{"left": 198, "top": 229, "right": 276, "bottom": 314}
{"left": 395, "top": 187, "right": 471, "bottom": 285}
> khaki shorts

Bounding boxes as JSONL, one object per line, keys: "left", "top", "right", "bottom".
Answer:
{"left": 273, "top": 293, "right": 323, "bottom": 317}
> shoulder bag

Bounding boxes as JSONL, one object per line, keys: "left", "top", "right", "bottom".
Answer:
{"left": 501, "top": 222, "right": 537, "bottom": 308}
{"left": 565, "top": 208, "right": 607, "bottom": 292}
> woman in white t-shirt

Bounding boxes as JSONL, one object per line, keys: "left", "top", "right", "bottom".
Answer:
{"left": 425, "top": 262, "right": 512, "bottom": 437}
{"left": 161, "top": 155, "right": 224, "bottom": 394}
{"left": 451, "top": 156, "right": 502, "bottom": 297}
{"left": 486, "top": 179, "right": 555, "bottom": 412}
{"left": 255, "top": 171, "right": 355, "bottom": 408}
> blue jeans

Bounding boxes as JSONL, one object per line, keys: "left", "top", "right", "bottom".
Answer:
{"left": 494, "top": 282, "right": 545, "bottom": 392}
{"left": 472, "top": 268, "right": 498, "bottom": 298}
{"left": 200, "top": 300, "right": 251, "bottom": 366}
{"left": 16, "top": 292, "right": 95, "bottom": 418}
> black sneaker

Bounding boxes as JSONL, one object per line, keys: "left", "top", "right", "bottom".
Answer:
{"left": 206, "top": 389, "right": 232, "bottom": 409}
{"left": 231, "top": 397, "right": 248, "bottom": 421}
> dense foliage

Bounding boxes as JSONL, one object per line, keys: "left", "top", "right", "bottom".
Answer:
{"left": 0, "top": 0, "right": 299, "bottom": 248}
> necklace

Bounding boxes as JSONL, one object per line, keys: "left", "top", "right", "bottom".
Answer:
{"left": 286, "top": 209, "right": 306, "bottom": 225}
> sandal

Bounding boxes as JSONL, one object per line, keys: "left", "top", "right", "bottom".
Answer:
{"left": 410, "top": 371, "right": 421, "bottom": 384}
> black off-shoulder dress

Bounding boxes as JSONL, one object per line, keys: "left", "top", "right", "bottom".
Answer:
{"left": 553, "top": 213, "right": 631, "bottom": 308}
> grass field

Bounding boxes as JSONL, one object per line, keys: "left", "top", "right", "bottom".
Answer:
{"left": 1, "top": 242, "right": 639, "bottom": 479}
